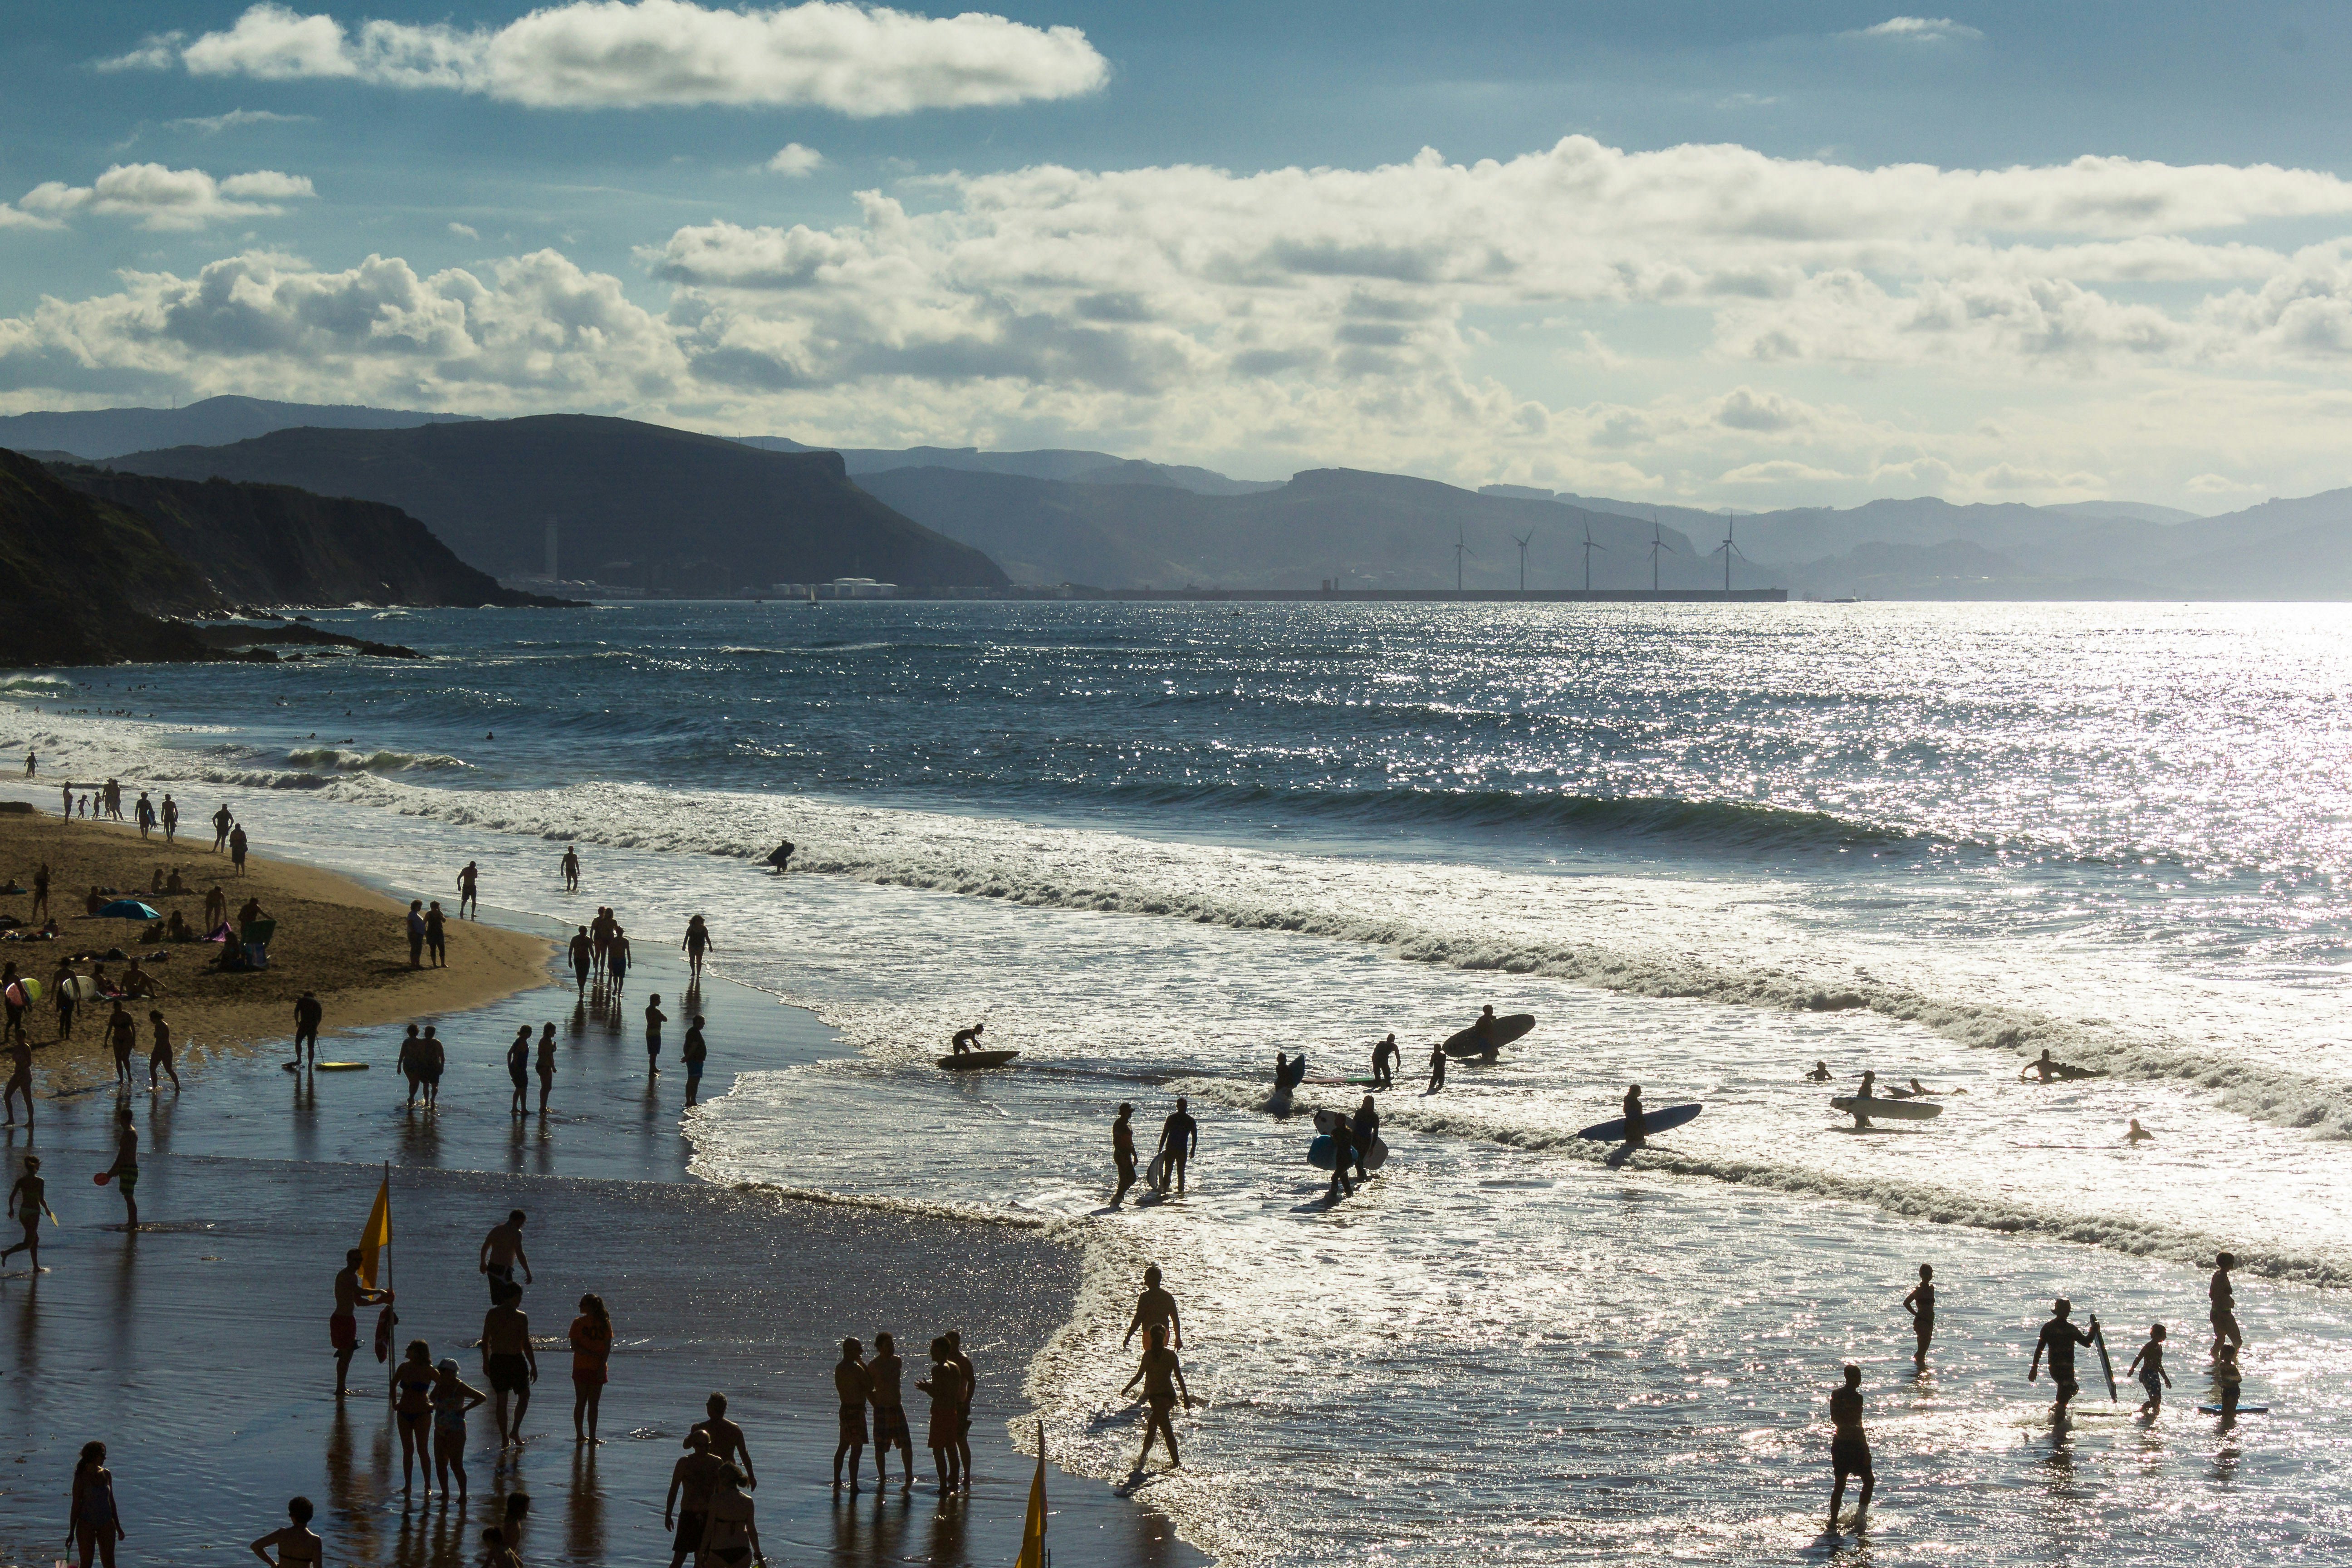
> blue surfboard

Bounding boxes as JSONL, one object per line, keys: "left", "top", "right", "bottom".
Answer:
{"left": 1576, "top": 1102, "right": 1702, "bottom": 1142}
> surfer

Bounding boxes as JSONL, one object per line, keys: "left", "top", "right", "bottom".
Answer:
{"left": 2210, "top": 1254, "right": 2242, "bottom": 1359}
{"left": 1857, "top": 1070, "right": 1877, "bottom": 1101}
{"left": 1326, "top": 1117, "right": 1358, "bottom": 1200}
{"left": 2019, "top": 1048, "right": 2094, "bottom": 1083}
{"left": 645, "top": 995, "right": 667, "bottom": 1073}
{"left": 2028, "top": 1298, "right": 2097, "bottom": 1416}
{"left": 456, "top": 861, "right": 479, "bottom": 920}
{"left": 1622, "top": 1084, "right": 1647, "bottom": 1147}
{"left": 1121, "top": 1324, "right": 1193, "bottom": 1470}
{"left": 2125, "top": 1118, "right": 2153, "bottom": 1143}
{"left": 1426, "top": 1040, "right": 1446, "bottom": 1094}
{"left": 1156, "top": 1097, "right": 1200, "bottom": 1196}
{"left": 1373, "top": 1033, "right": 1398, "bottom": 1088}
{"left": 1122, "top": 1265, "right": 1184, "bottom": 1350}
{"left": 765, "top": 838, "right": 794, "bottom": 875}
{"left": 1826, "top": 1363, "right": 1873, "bottom": 1530}
{"left": 1902, "top": 1264, "right": 1935, "bottom": 1362}
{"left": 1471, "top": 1004, "right": 1499, "bottom": 1054}
{"left": 1352, "top": 1095, "right": 1380, "bottom": 1180}
{"left": 2128, "top": 1323, "right": 2171, "bottom": 1415}
{"left": 951, "top": 1022, "right": 984, "bottom": 1057}
{"left": 291, "top": 990, "right": 322, "bottom": 1069}
{"left": 1804, "top": 1061, "right": 1833, "bottom": 1081}
{"left": 1274, "top": 1050, "right": 1290, "bottom": 1093}
{"left": 331, "top": 1246, "right": 393, "bottom": 1398}
{"left": 1111, "top": 1104, "right": 1138, "bottom": 1206}
{"left": 832, "top": 1339, "right": 871, "bottom": 1491}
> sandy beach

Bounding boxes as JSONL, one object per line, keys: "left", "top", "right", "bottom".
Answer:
{"left": 0, "top": 808, "right": 1200, "bottom": 1568}
{"left": 0, "top": 805, "right": 549, "bottom": 1088}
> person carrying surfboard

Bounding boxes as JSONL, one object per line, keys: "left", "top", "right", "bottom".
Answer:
{"left": 2029, "top": 1298, "right": 2098, "bottom": 1416}
{"left": 1352, "top": 1095, "right": 1381, "bottom": 1181}
{"left": 1622, "top": 1085, "right": 1647, "bottom": 1147}
{"left": 1326, "top": 1118, "right": 1358, "bottom": 1200}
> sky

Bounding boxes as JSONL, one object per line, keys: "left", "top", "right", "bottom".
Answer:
{"left": 5, "top": 4, "right": 2352, "bottom": 510}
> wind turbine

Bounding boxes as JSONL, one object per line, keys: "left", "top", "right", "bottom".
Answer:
{"left": 1648, "top": 509, "right": 1674, "bottom": 591}
{"left": 1712, "top": 515, "right": 1748, "bottom": 596}
{"left": 1454, "top": 527, "right": 1476, "bottom": 595}
{"left": 1513, "top": 530, "right": 1535, "bottom": 594}
{"left": 1580, "top": 521, "right": 1607, "bottom": 593}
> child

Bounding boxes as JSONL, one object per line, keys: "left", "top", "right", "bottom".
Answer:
{"left": 432, "top": 1357, "right": 488, "bottom": 1500}
{"left": 2127, "top": 1323, "right": 2172, "bottom": 1415}
{"left": 479, "top": 1526, "right": 521, "bottom": 1568}
{"left": 248, "top": 1495, "right": 322, "bottom": 1567}
{"left": 2214, "top": 1342, "right": 2244, "bottom": 1418}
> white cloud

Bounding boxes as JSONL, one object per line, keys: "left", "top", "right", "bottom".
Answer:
{"left": 165, "top": 108, "right": 316, "bottom": 133}
{"left": 98, "top": 32, "right": 187, "bottom": 72}
{"left": 767, "top": 142, "right": 825, "bottom": 177}
{"left": 14, "top": 164, "right": 316, "bottom": 231}
{"left": 1720, "top": 459, "right": 1848, "bottom": 485}
{"left": 150, "top": 1, "right": 1108, "bottom": 114}
{"left": 1846, "top": 16, "right": 1984, "bottom": 43}
{"left": 448, "top": 221, "right": 480, "bottom": 239}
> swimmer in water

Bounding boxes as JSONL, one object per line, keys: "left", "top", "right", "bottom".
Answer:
{"left": 1803, "top": 1060, "right": 1833, "bottom": 1082}
{"left": 2126, "top": 1118, "right": 2154, "bottom": 1143}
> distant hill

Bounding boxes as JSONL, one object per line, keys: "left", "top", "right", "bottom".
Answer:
{"left": 0, "top": 448, "right": 222, "bottom": 666}
{"left": 739, "top": 436, "right": 1281, "bottom": 496}
{"left": 858, "top": 466, "right": 1726, "bottom": 589}
{"left": 47, "top": 466, "right": 565, "bottom": 609}
{"left": 0, "top": 395, "right": 475, "bottom": 461}
{"left": 103, "top": 416, "right": 1009, "bottom": 589}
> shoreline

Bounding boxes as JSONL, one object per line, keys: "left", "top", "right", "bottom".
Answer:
{"left": 0, "top": 793, "right": 1203, "bottom": 1568}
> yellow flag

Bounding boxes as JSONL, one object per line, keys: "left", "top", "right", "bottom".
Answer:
{"left": 1014, "top": 1421, "right": 1047, "bottom": 1568}
{"left": 358, "top": 1172, "right": 392, "bottom": 1290}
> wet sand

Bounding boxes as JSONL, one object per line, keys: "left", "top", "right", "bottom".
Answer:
{"left": 0, "top": 808, "right": 549, "bottom": 1088}
{"left": 0, "top": 896, "right": 1201, "bottom": 1566}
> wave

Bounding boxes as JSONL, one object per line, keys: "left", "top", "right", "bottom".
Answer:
{"left": 0, "top": 675, "right": 73, "bottom": 693}
{"left": 284, "top": 747, "right": 467, "bottom": 774}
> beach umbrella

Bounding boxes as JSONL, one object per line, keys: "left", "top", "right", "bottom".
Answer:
{"left": 96, "top": 899, "right": 160, "bottom": 920}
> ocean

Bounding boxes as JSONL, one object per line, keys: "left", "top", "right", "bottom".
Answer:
{"left": 7, "top": 598, "right": 2352, "bottom": 1564}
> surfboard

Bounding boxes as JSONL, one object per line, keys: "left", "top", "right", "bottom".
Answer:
{"left": 1308, "top": 1134, "right": 1388, "bottom": 1171}
{"left": 936, "top": 1049, "right": 1019, "bottom": 1071}
{"left": 1576, "top": 1102, "right": 1702, "bottom": 1141}
{"left": 1303, "top": 1076, "right": 1381, "bottom": 1087}
{"left": 284, "top": 1061, "right": 370, "bottom": 1071}
{"left": 2093, "top": 1322, "right": 2117, "bottom": 1401}
{"left": 1830, "top": 1096, "right": 1942, "bottom": 1121}
{"left": 1146, "top": 1151, "right": 1172, "bottom": 1191}
{"left": 2197, "top": 1403, "right": 2266, "bottom": 1414}
{"left": 1442, "top": 1013, "right": 1535, "bottom": 1057}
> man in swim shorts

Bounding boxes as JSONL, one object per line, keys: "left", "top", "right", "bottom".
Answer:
{"left": 481, "top": 1280, "right": 537, "bottom": 1446}
{"left": 1111, "top": 1103, "right": 1137, "bottom": 1206}
{"left": 867, "top": 1333, "right": 913, "bottom": 1485}
{"left": 645, "top": 994, "right": 666, "bottom": 1073}
{"left": 665, "top": 1430, "right": 725, "bottom": 1568}
{"left": 1122, "top": 1265, "right": 1183, "bottom": 1351}
{"left": 2029, "top": 1297, "right": 2096, "bottom": 1416}
{"left": 1827, "top": 1363, "right": 1873, "bottom": 1529}
{"left": 291, "top": 990, "right": 323, "bottom": 1070}
{"left": 832, "top": 1338, "right": 870, "bottom": 1490}
{"left": 480, "top": 1209, "right": 532, "bottom": 1302}
{"left": 332, "top": 1246, "right": 393, "bottom": 1397}
{"left": 1, "top": 1155, "right": 55, "bottom": 1272}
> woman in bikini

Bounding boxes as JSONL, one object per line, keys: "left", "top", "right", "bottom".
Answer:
{"left": 391, "top": 1339, "right": 439, "bottom": 1494}
{"left": 698, "top": 1465, "right": 764, "bottom": 1567}
{"left": 432, "top": 1357, "right": 488, "bottom": 1501}
{"left": 248, "top": 1496, "right": 322, "bottom": 1567}
{"left": 68, "top": 1441, "right": 125, "bottom": 1568}
{"left": 570, "top": 1293, "right": 613, "bottom": 1444}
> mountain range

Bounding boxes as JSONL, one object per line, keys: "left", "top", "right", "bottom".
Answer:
{"left": 0, "top": 395, "right": 475, "bottom": 462}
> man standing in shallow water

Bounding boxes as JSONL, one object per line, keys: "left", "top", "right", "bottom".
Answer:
{"left": 482, "top": 1281, "right": 538, "bottom": 1446}
{"left": 480, "top": 1209, "right": 532, "bottom": 1301}
{"left": 331, "top": 1245, "right": 392, "bottom": 1397}
{"left": 2029, "top": 1297, "right": 2098, "bottom": 1417}
{"left": 1827, "top": 1363, "right": 1874, "bottom": 1530}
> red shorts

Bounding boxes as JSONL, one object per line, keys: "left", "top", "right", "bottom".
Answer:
{"left": 330, "top": 1312, "right": 358, "bottom": 1352}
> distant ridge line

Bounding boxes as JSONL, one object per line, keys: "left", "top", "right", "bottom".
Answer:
{"left": 897, "top": 587, "right": 1790, "bottom": 603}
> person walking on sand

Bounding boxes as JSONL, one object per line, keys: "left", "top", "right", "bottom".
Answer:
{"left": 146, "top": 1010, "right": 179, "bottom": 1093}
{"left": 212, "top": 804, "right": 233, "bottom": 852}
{"left": 391, "top": 1340, "right": 440, "bottom": 1495}
{"left": 160, "top": 795, "right": 176, "bottom": 845}
{"left": 406, "top": 902, "right": 427, "bottom": 970}
{"left": 1826, "top": 1363, "right": 1873, "bottom": 1531}
{"left": 3, "top": 1034, "right": 34, "bottom": 1128}
{"left": 689, "top": 1392, "right": 759, "bottom": 1490}
{"left": 291, "top": 991, "right": 323, "bottom": 1070}
{"left": 457, "top": 861, "right": 480, "bottom": 921}
{"left": 568, "top": 927, "right": 591, "bottom": 991}
{"left": 535, "top": 1023, "right": 557, "bottom": 1114}
{"left": 832, "top": 1338, "right": 871, "bottom": 1491}
{"left": 868, "top": 1332, "right": 914, "bottom": 1486}
{"left": 421, "top": 1025, "right": 445, "bottom": 1106}
{"left": 1156, "top": 1096, "right": 1199, "bottom": 1196}
{"left": 1903, "top": 1264, "right": 1936, "bottom": 1363}
{"left": 1426, "top": 1039, "right": 1447, "bottom": 1093}
{"left": 397, "top": 1024, "right": 424, "bottom": 1106}
{"left": 683, "top": 1015, "right": 708, "bottom": 1105}
{"left": 69, "top": 1441, "right": 126, "bottom": 1568}
{"left": 591, "top": 908, "right": 614, "bottom": 980}
{"left": 480, "top": 1210, "right": 533, "bottom": 1302}
{"left": 2029, "top": 1298, "right": 2097, "bottom": 1417}
{"left": 106, "top": 1003, "right": 136, "bottom": 1086}
{"left": 1121, "top": 1323, "right": 1193, "bottom": 1471}
{"left": 1111, "top": 1102, "right": 1138, "bottom": 1206}
{"left": 432, "top": 1357, "right": 487, "bottom": 1500}
{"left": 645, "top": 994, "right": 667, "bottom": 1073}
{"left": 30, "top": 861, "right": 48, "bottom": 921}
{"left": 665, "top": 1431, "right": 725, "bottom": 1568}
{"left": 560, "top": 845, "right": 580, "bottom": 892}
{"left": 103, "top": 1102, "right": 139, "bottom": 1229}
{"left": 916, "top": 1338, "right": 965, "bottom": 1491}
{"left": 570, "top": 1293, "right": 612, "bottom": 1445}
{"left": 2, "top": 1155, "right": 56, "bottom": 1273}
{"left": 230, "top": 823, "right": 248, "bottom": 875}
{"left": 506, "top": 1027, "right": 531, "bottom": 1117}
{"left": 2211, "top": 1253, "right": 2243, "bottom": 1359}
{"left": 247, "top": 1494, "right": 322, "bottom": 1567}
{"left": 134, "top": 792, "right": 154, "bottom": 840}
{"left": 425, "top": 901, "right": 448, "bottom": 968}
{"left": 482, "top": 1280, "right": 538, "bottom": 1447}
{"left": 1123, "top": 1265, "right": 1183, "bottom": 1351}
{"left": 683, "top": 915, "right": 714, "bottom": 977}
{"left": 332, "top": 1246, "right": 393, "bottom": 1397}
{"left": 2129, "top": 1323, "right": 2172, "bottom": 1415}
